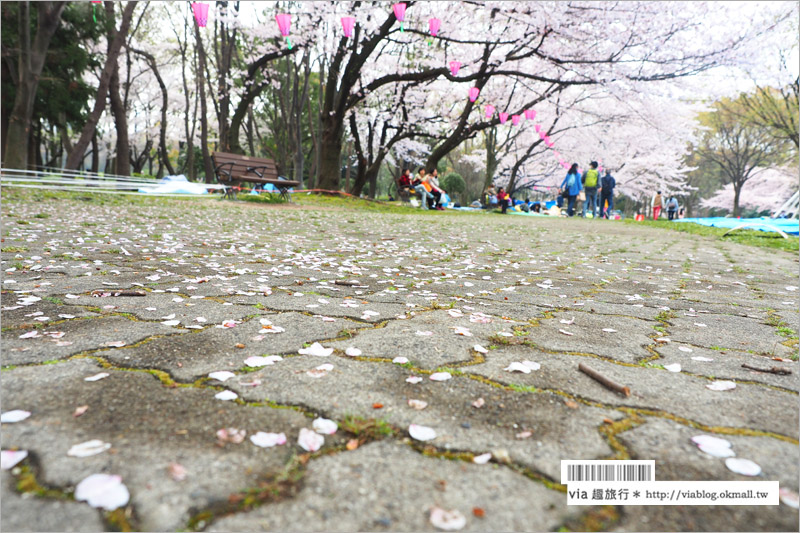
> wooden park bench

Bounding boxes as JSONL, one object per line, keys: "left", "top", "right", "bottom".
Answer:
{"left": 211, "top": 151, "right": 300, "bottom": 201}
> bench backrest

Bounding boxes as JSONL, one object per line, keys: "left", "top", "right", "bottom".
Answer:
{"left": 212, "top": 151, "right": 279, "bottom": 182}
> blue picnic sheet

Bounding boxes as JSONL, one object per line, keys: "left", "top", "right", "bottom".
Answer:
{"left": 674, "top": 217, "right": 799, "bottom": 235}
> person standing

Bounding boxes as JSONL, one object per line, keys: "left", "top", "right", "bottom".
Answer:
{"left": 599, "top": 169, "right": 616, "bottom": 219}
{"left": 581, "top": 161, "right": 600, "bottom": 218}
{"left": 497, "top": 187, "right": 509, "bottom": 214}
{"left": 651, "top": 190, "right": 664, "bottom": 220}
{"left": 560, "top": 164, "right": 582, "bottom": 217}
{"left": 666, "top": 196, "right": 679, "bottom": 221}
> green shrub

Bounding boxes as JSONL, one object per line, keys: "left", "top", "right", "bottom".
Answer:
{"left": 442, "top": 172, "right": 466, "bottom": 194}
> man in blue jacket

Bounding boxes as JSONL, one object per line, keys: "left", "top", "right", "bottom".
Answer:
{"left": 560, "top": 163, "right": 583, "bottom": 217}
{"left": 599, "top": 169, "right": 616, "bottom": 219}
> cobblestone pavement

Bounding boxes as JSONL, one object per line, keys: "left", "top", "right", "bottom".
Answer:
{"left": 2, "top": 192, "right": 798, "bottom": 532}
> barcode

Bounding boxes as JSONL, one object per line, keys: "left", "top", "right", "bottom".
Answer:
{"left": 561, "top": 460, "right": 655, "bottom": 484}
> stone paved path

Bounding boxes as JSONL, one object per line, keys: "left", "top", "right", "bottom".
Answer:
{"left": 2, "top": 192, "right": 798, "bottom": 532}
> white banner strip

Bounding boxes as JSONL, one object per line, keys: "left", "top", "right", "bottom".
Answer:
{"left": 566, "top": 481, "right": 780, "bottom": 505}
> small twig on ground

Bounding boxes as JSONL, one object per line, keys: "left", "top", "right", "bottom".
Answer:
{"left": 741, "top": 363, "right": 792, "bottom": 375}
{"left": 334, "top": 280, "right": 358, "bottom": 286}
{"left": 90, "top": 290, "right": 147, "bottom": 297}
{"left": 578, "top": 363, "right": 631, "bottom": 397}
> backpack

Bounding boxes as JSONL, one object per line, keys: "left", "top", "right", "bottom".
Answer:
{"left": 583, "top": 169, "right": 599, "bottom": 187}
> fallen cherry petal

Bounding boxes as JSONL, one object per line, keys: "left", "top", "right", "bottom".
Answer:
{"left": 214, "top": 390, "right": 238, "bottom": 401}
{"left": 298, "top": 427, "right": 324, "bottom": 452}
{"left": 167, "top": 462, "right": 187, "bottom": 481}
{"left": 472, "top": 453, "right": 491, "bottom": 464}
{"left": 346, "top": 439, "right": 359, "bottom": 451}
{"left": 664, "top": 364, "right": 681, "bottom": 373}
{"left": 1, "top": 410, "right": 31, "bottom": 423}
{"left": 678, "top": 346, "right": 693, "bottom": 352}
{"left": 429, "top": 372, "right": 452, "bottom": 381}
{"left": 161, "top": 320, "right": 180, "bottom": 326}
{"left": 312, "top": 417, "right": 338, "bottom": 435}
{"left": 416, "top": 330, "right": 433, "bottom": 336}
{"left": 706, "top": 380, "right": 736, "bottom": 391}
{"left": 522, "top": 360, "right": 541, "bottom": 371}
{"left": 408, "top": 399, "right": 428, "bottom": 410}
{"left": 779, "top": 487, "right": 800, "bottom": 509}
{"left": 68, "top": 440, "right": 111, "bottom": 458}
{"left": 345, "top": 347, "right": 362, "bottom": 357}
{"left": 504, "top": 362, "right": 531, "bottom": 374}
{"left": 18, "top": 331, "right": 39, "bottom": 339}
{"left": 406, "top": 376, "right": 423, "bottom": 384}
{"left": 473, "top": 345, "right": 488, "bottom": 354}
{"left": 216, "top": 428, "right": 246, "bottom": 444}
{"left": 75, "top": 474, "right": 129, "bottom": 510}
{"left": 103, "top": 341, "right": 126, "bottom": 348}
{"left": 725, "top": 457, "right": 761, "bottom": 476}
{"left": 250, "top": 432, "right": 287, "bottom": 448}
{"left": 559, "top": 317, "right": 575, "bottom": 325}
{"left": 602, "top": 328, "right": 617, "bottom": 333}
{"left": 244, "top": 355, "right": 282, "bottom": 367}
{"left": 409, "top": 424, "right": 436, "bottom": 441}
{"left": 393, "top": 357, "right": 409, "bottom": 364}
{"left": 208, "top": 371, "right": 235, "bottom": 382}
{"left": 1, "top": 450, "right": 28, "bottom": 470}
{"left": 84, "top": 373, "right": 109, "bottom": 382}
{"left": 516, "top": 431, "right": 533, "bottom": 439}
{"left": 692, "top": 356, "right": 713, "bottom": 362}
{"left": 558, "top": 329, "right": 574, "bottom": 336}
{"left": 471, "top": 398, "right": 485, "bottom": 408}
{"left": 73, "top": 405, "right": 89, "bottom": 417}
{"left": 298, "top": 342, "right": 333, "bottom": 357}
{"left": 429, "top": 506, "right": 466, "bottom": 531}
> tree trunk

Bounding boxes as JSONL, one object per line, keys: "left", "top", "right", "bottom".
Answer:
{"left": 65, "top": 1, "right": 137, "bottom": 171}
{"left": 194, "top": 22, "right": 215, "bottom": 183}
{"left": 132, "top": 48, "right": 175, "bottom": 175}
{"left": 109, "top": 68, "right": 130, "bottom": 176}
{"left": 91, "top": 132, "right": 99, "bottom": 173}
{"left": 4, "top": 1, "right": 67, "bottom": 170}
{"left": 317, "top": 116, "right": 343, "bottom": 190}
{"left": 733, "top": 184, "right": 742, "bottom": 217}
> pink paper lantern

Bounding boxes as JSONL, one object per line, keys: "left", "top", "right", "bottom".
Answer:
{"left": 192, "top": 2, "right": 209, "bottom": 27}
{"left": 341, "top": 16, "right": 355, "bottom": 38}
{"left": 484, "top": 105, "right": 495, "bottom": 118}
{"left": 511, "top": 115, "right": 521, "bottom": 126}
{"left": 524, "top": 109, "right": 536, "bottom": 121}
{"left": 393, "top": 3, "right": 406, "bottom": 31}
{"left": 534, "top": 124, "right": 541, "bottom": 133}
{"left": 275, "top": 14, "right": 292, "bottom": 48}
{"left": 429, "top": 18, "right": 441, "bottom": 36}
{"left": 449, "top": 61, "right": 461, "bottom": 77}
{"left": 468, "top": 87, "right": 480, "bottom": 102}
{"left": 499, "top": 113, "right": 508, "bottom": 124}
{"left": 538, "top": 130, "right": 546, "bottom": 140}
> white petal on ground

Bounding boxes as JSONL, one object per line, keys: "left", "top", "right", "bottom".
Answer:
{"left": 409, "top": 424, "right": 436, "bottom": 441}
{"left": 504, "top": 362, "right": 531, "bottom": 374}
{"left": 84, "top": 373, "right": 109, "bottom": 382}
{"left": 67, "top": 440, "right": 111, "bottom": 458}
{"left": 472, "top": 453, "right": 492, "bottom": 464}
{"left": 74, "top": 474, "right": 130, "bottom": 510}
{"left": 706, "top": 380, "right": 736, "bottom": 391}
{"left": 558, "top": 329, "right": 574, "bottom": 336}
{"left": 691, "top": 435, "right": 735, "bottom": 458}
{"left": 678, "top": 346, "right": 693, "bottom": 352}
{"left": 214, "top": 390, "right": 238, "bottom": 401}
{"left": 692, "top": 356, "right": 714, "bottom": 362}
{"left": 298, "top": 427, "right": 324, "bottom": 452}
{"left": 429, "top": 507, "right": 466, "bottom": 531}
{"left": 602, "top": 328, "right": 617, "bottom": 333}
{"left": 559, "top": 317, "right": 575, "bottom": 325}
{"left": 393, "top": 357, "right": 409, "bottom": 364}
{"left": 522, "top": 361, "right": 541, "bottom": 371}
{"left": 161, "top": 320, "right": 180, "bottom": 326}
{"left": 345, "top": 347, "right": 362, "bottom": 357}
{"left": 473, "top": 345, "right": 488, "bottom": 353}
{"left": 497, "top": 331, "right": 513, "bottom": 337}
{"left": 208, "top": 371, "right": 236, "bottom": 382}
{"left": 244, "top": 355, "right": 282, "bottom": 367}
{"left": 167, "top": 463, "right": 187, "bottom": 481}
{"left": 216, "top": 428, "right": 246, "bottom": 444}
{"left": 429, "top": 372, "right": 452, "bottom": 381}
{"left": 406, "top": 376, "right": 423, "bottom": 384}
{"left": 408, "top": 399, "right": 428, "bottom": 410}
{"left": 471, "top": 398, "right": 485, "bottom": 408}
{"left": 19, "top": 331, "right": 39, "bottom": 339}
{"left": 103, "top": 341, "right": 126, "bottom": 348}
{"left": 664, "top": 364, "right": 681, "bottom": 373}
{"left": 298, "top": 342, "right": 334, "bottom": 356}
{"left": 725, "top": 457, "right": 762, "bottom": 476}
{"left": 453, "top": 326, "right": 472, "bottom": 336}
{"left": 779, "top": 487, "right": 800, "bottom": 509}
{"left": 1, "top": 450, "right": 28, "bottom": 470}
{"left": 1, "top": 410, "right": 31, "bottom": 423}
{"left": 312, "top": 417, "right": 338, "bottom": 435}
{"left": 416, "top": 330, "right": 433, "bottom": 336}
{"left": 250, "top": 432, "right": 287, "bottom": 448}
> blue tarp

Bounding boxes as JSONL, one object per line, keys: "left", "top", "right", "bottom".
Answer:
{"left": 138, "top": 175, "right": 210, "bottom": 194}
{"left": 675, "top": 217, "right": 799, "bottom": 236}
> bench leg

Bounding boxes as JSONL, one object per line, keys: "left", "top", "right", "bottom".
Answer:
{"left": 279, "top": 187, "right": 292, "bottom": 202}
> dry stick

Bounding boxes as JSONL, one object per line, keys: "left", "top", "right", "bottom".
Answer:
{"left": 90, "top": 290, "right": 147, "bottom": 297}
{"left": 741, "top": 363, "right": 792, "bottom": 375}
{"left": 333, "top": 280, "right": 359, "bottom": 286}
{"left": 578, "top": 363, "right": 631, "bottom": 397}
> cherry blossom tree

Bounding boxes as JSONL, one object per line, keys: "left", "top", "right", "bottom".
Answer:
{"left": 701, "top": 165, "right": 797, "bottom": 214}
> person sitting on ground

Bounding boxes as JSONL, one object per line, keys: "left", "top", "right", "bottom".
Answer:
{"left": 412, "top": 168, "right": 433, "bottom": 209}
{"left": 427, "top": 169, "right": 446, "bottom": 210}
{"left": 497, "top": 187, "right": 510, "bottom": 214}
{"left": 483, "top": 185, "right": 498, "bottom": 208}
{"left": 532, "top": 202, "right": 541, "bottom": 213}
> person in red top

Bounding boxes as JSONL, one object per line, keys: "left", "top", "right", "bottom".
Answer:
{"left": 399, "top": 168, "right": 411, "bottom": 189}
{"left": 497, "top": 187, "right": 509, "bottom": 214}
